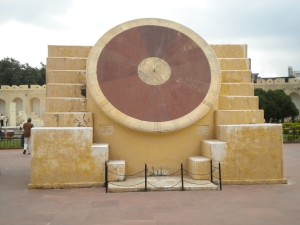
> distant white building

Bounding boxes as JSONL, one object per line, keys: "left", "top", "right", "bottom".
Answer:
{"left": 253, "top": 66, "right": 300, "bottom": 115}
{"left": 0, "top": 85, "right": 46, "bottom": 127}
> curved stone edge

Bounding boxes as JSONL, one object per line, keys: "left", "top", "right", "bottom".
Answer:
{"left": 86, "top": 18, "right": 221, "bottom": 132}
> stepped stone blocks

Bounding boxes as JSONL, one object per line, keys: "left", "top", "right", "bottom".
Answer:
{"left": 46, "top": 70, "right": 86, "bottom": 84}
{"left": 218, "top": 96, "right": 259, "bottom": 110}
{"left": 107, "top": 160, "right": 126, "bottom": 182}
{"left": 211, "top": 44, "right": 247, "bottom": 58}
{"left": 46, "top": 97, "right": 87, "bottom": 112}
{"left": 29, "top": 127, "right": 109, "bottom": 189}
{"left": 45, "top": 45, "right": 91, "bottom": 127}
{"left": 221, "top": 70, "right": 252, "bottom": 83}
{"left": 201, "top": 140, "right": 227, "bottom": 162}
{"left": 32, "top": 19, "right": 285, "bottom": 190}
{"left": 219, "top": 58, "right": 250, "bottom": 71}
{"left": 216, "top": 124, "right": 286, "bottom": 184}
{"left": 215, "top": 110, "right": 264, "bottom": 125}
{"left": 220, "top": 83, "right": 254, "bottom": 96}
{"left": 188, "top": 156, "right": 211, "bottom": 180}
{"left": 43, "top": 112, "right": 93, "bottom": 127}
{"left": 48, "top": 45, "right": 92, "bottom": 57}
{"left": 46, "top": 83, "right": 83, "bottom": 98}
{"left": 47, "top": 57, "right": 88, "bottom": 71}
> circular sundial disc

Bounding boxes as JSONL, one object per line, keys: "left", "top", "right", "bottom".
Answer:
{"left": 86, "top": 19, "right": 220, "bottom": 132}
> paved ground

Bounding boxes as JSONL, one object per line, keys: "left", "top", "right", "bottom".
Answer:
{"left": 0, "top": 144, "right": 299, "bottom": 225}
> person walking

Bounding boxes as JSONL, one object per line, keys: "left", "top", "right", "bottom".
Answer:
{"left": 23, "top": 118, "right": 34, "bottom": 155}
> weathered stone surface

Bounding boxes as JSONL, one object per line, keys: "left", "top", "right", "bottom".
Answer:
{"left": 29, "top": 127, "right": 109, "bottom": 189}
{"left": 46, "top": 97, "right": 87, "bottom": 112}
{"left": 107, "top": 160, "right": 126, "bottom": 182}
{"left": 43, "top": 112, "right": 93, "bottom": 127}
{"left": 215, "top": 110, "right": 264, "bottom": 125}
{"left": 220, "top": 83, "right": 254, "bottom": 96}
{"left": 211, "top": 45, "right": 247, "bottom": 58}
{"left": 48, "top": 45, "right": 92, "bottom": 58}
{"left": 218, "top": 96, "right": 259, "bottom": 110}
{"left": 219, "top": 58, "right": 250, "bottom": 70}
{"left": 201, "top": 140, "right": 227, "bottom": 162}
{"left": 216, "top": 124, "right": 286, "bottom": 184}
{"left": 188, "top": 156, "right": 211, "bottom": 180}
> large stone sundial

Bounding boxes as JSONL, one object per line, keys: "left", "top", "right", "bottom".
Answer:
{"left": 86, "top": 19, "right": 220, "bottom": 132}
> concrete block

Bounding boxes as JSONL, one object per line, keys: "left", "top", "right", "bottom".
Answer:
{"left": 46, "top": 84, "right": 83, "bottom": 98}
{"left": 219, "top": 58, "right": 250, "bottom": 70}
{"left": 48, "top": 45, "right": 92, "bottom": 57}
{"left": 220, "top": 83, "right": 254, "bottom": 96}
{"left": 47, "top": 70, "right": 86, "bottom": 84}
{"left": 201, "top": 140, "right": 227, "bottom": 162}
{"left": 188, "top": 156, "right": 211, "bottom": 180}
{"left": 211, "top": 44, "right": 247, "bottom": 58}
{"left": 107, "top": 160, "right": 126, "bottom": 181}
{"left": 29, "top": 127, "right": 109, "bottom": 189}
{"left": 216, "top": 124, "right": 286, "bottom": 184}
{"left": 47, "top": 57, "right": 87, "bottom": 70}
{"left": 43, "top": 112, "right": 93, "bottom": 127}
{"left": 221, "top": 70, "right": 251, "bottom": 83}
{"left": 215, "top": 110, "right": 264, "bottom": 125}
{"left": 46, "top": 97, "right": 87, "bottom": 112}
{"left": 219, "top": 96, "right": 259, "bottom": 110}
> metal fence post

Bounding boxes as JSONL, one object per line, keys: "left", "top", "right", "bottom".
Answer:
{"left": 219, "top": 162, "right": 222, "bottom": 191}
{"left": 210, "top": 160, "right": 213, "bottom": 183}
{"left": 105, "top": 161, "right": 108, "bottom": 193}
{"left": 145, "top": 164, "right": 147, "bottom": 192}
{"left": 181, "top": 162, "right": 184, "bottom": 191}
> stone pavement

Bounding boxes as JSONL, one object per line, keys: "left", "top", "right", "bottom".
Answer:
{"left": 0, "top": 144, "right": 300, "bottom": 225}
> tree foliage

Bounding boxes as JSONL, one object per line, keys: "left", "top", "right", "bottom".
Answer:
{"left": 255, "top": 88, "right": 299, "bottom": 123}
{"left": 0, "top": 57, "right": 45, "bottom": 86}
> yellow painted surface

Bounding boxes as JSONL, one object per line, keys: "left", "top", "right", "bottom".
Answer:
{"left": 41, "top": 34, "right": 285, "bottom": 187}
{"left": 46, "top": 84, "right": 83, "bottom": 98}
{"left": 219, "top": 58, "right": 250, "bottom": 70}
{"left": 188, "top": 156, "right": 211, "bottom": 180}
{"left": 211, "top": 45, "right": 247, "bottom": 58}
{"left": 218, "top": 96, "right": 259, "bottom": 110}
{"left": 47, "top": 70, "right": 86, "bottom": 84}
{"left": 215, "top": 110, "right": 264, "bottom": 125}
{"left": 29, "top": 127, "right": 108, "bottom": 189}
{"left": 87, "top": 90, "right": 216, "bottom": 174}
{"left": 48, "top": 45, "right": 92, "bottom": 58}
{"left": 43, "top": 112, "right": 93, "bottom": 127}
{"left": 221, "top": 70, "right": 251, "bottom": 83}
{"left": 46, "top": 97, "right": 86, "bottom": 112}
{"left": 220, "top": 83, "right": 254, "bottom": 96}
{"left": 47, "top": 57, "right": 87, "bottom": 70}
{"left": 216, "top": 124, "right": 286, "bottom": 184}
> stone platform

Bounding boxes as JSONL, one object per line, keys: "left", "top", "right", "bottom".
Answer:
{"left": 107, "top": 176, "right": 219, "bottom": 193}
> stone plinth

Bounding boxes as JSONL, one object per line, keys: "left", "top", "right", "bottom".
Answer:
{"left": 201, "top": 140, "right": 227, "bottom": 162}
{"left": 107, "top": 160, "right": 126, "bottom": 182}
{"left": 188, "top": 156, "right": 211, "bottom": 180}
{"left": 29, "top": 127, "right": 109, "bottom": 189}
{"left": 216, "top": 124, "right": 286, "bottom": 184}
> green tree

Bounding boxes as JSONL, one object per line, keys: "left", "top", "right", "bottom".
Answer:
{"left": 0, "top": 57, "right": 46, "bottom": 86}
{"left": 255, "top": 88, "right": 299, "bottom": 123}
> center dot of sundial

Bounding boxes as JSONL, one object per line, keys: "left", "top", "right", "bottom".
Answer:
{"left": 138, "top": 57, "right": 171, "bottom": 85}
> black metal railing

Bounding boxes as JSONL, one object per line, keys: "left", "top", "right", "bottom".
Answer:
{"left": 105, "top": 161, "right": 222, "bottom": 193}
{"left": 0, "top": 131, "right": 23, "bottom": 149}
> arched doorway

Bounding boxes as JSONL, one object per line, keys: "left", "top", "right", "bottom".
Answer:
{"left": 0, "top": 99, "right": 5, "bottom": 115}
{"left": 30, "top": 98, "right": 40, "bottom": 116}
{"left": 12, "top": 98, "right": 23, "bottom": 115}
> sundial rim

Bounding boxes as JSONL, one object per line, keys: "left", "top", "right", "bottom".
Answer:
{"left": 86, "top": 18, "right": 221, "bottom": 132}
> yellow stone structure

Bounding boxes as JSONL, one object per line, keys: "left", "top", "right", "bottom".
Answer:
{"left": 29, "top": 18, "right": 286, "bottom": 189}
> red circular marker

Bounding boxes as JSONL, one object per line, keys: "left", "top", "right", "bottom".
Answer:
{"left": 97, "top": 25, "right": 211, "bottom": 122}
{"left": 87, "top": 19, "right": 220, "bottom": 132}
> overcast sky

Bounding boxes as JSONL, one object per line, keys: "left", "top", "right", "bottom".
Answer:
{"left": 0, "top": 0, "right": 299, "bottom": 77}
